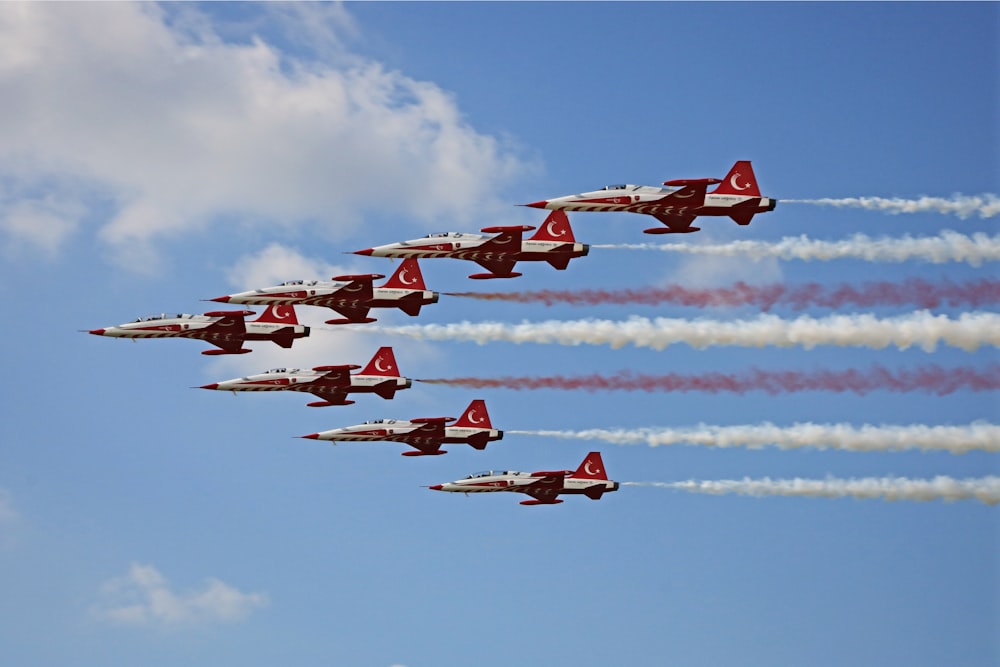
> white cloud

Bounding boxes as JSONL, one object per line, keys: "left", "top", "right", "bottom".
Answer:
{"left": 0, "top": 3, "right": 536, "bottom": 270}
{"left": 224, "top": 242, "right": 357, "bottom": 290}
{"left": 93, "top": 563, "right": 268, "bottom": 628}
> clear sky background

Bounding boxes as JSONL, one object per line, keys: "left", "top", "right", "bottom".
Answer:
{"left": 1, "top": 3, "right": 997, "bottom": 666}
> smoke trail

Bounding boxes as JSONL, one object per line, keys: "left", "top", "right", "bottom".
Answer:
{"left": 624, "top": 477, "right": 1000, "bottom": 505}
{"left": 783, "top": 194, "right": 1000, "bottom": 218}
{"left": 417, "top": 364, "right": 1000, "bottom": 395}
{"left": 378, "top": 311, "right": 1000, "bottom": 352}
{"left": 447, "top": 278, "right": 1000, "bottom": 311}
{"left": 509, "top": 422, "right": 1000, "bottom": 454}
{"left": 592, "top": 230, "right": 1000, "bottom": 266}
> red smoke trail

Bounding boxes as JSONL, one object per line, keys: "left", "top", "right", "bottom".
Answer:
{"left": 418, "top": 364, "right": 1000, "bottom": 395}
{"left": 446, "top": 278, "right": 1000, "bottom": 311}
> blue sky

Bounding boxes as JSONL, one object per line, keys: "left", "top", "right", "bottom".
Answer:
{"left": 0, "top": 2, "right": 997, "bottom": 666}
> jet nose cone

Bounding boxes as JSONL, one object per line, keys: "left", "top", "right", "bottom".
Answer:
{"left": 88, "top": 328, "right": 106, "bottom": 336}
{"left": 428, "top": 484, "right": 444, "bottom": 491}
{"left": 354, "top": 248, "right": 374, "bottom": 256}
{"left": 300, "top": 433, "right": 320, "bottom": 440}
{"left": 210, "top": 296, "right": 231, "bottom": 303}
{"left": 199, "top": 383, "right": 219, "bottom": 390}
{"left": 522, "top": 200, "right": 548, "bottom": 209}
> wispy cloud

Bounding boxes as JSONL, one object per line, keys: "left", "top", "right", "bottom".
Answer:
{"left": 222, "top": 243, "right": 357, "bottom": 291}
{"left": 0, "top": 3, "right": 535, "bottom": 271}
{"left": 92, "top": 563, "right": 268, "bottom": 629}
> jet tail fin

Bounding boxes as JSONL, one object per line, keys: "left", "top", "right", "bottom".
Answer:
{"left": 528, "top": 211, "right": 576, "bottom": 242}
{"left": 712, "top": 160, "right": 761, "bottom": 197}
{"left": 360, "top": 346, "right": 401, "bottom": 377}
{"left": 571, "top": 452, "right": 608, "bottom": 480}
{"left": 254, "top": 304, "right": 300, "bottom": 325}
{"left": 382, "top": 258, "right": 427, "bottom": 290}
{"left": 452, "top": 399, "right": 492, "bottom": 429}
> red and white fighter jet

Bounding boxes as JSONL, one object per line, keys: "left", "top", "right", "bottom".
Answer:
{"left": 87, "top": 305, "right": 309, "bottom": 355}
{"left": 300, "top": 399, "right": 503, "bottom": 456}
{"left": 428, "top": 451, "right": 619, "bottom": 506}
{"left": 523, "top": 160, "right": 777, "bottom": 235}
{"left": 209, "top": 258, "right": 439, "bottom": 324}
{"left": 353, "top": 211, "right": 589, "bottom": 279}
{"left": 199, "top": 346, "right": 411, "bottom": 407}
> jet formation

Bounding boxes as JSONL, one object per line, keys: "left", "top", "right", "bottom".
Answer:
{"left": 86, "top": 160, "right": 777, "bottom": 506}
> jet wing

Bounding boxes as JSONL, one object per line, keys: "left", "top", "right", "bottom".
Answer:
{"left": 472, "top": 258, "right": 519, "bottom": 278}
{"left": 198, "top": 311, "right": 251, "bottom": 351}
{"left": 399, "top": 418, "right": 448, "bottom": 454}
{"left": 479, "top": 225, "right": 532, "bottom": 250}
{"left": 650, "top": 212, "right": 698, "bottom": 232}
{"left": 329, "top": 274, "right": 379, "bottom": 303}
{"left": 328, "top": 304, "right": 374, "bottom": 323}
{"left": 311, "top": 364, "right": 361, "bottom": 385}
{"left": 522, "top": 473, "right": 566, "bottom": 502}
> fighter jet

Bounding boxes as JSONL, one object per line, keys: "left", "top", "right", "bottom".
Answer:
{"left": 87, "top": 305, "right": 309, "bottom": 355}
{"left": 209, "top": 258, "right": 439, "bottom": 324}
{"left": 199, "top": 346, "right": 411, "bottom": 407}
{"left": 300, "top": 399, "right": 503, "bottom": 456}
{"left": 428, "top": 451, "right": 619, "bottom": 506}
{"left": 353, "top": 211, "right": 588, "bottom": 279}
{"left": 523, "top": 160, "right": 776, "bottom": 234}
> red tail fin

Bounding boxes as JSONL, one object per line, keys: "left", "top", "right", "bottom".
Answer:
{"left": 382, "top": 258, "right": 427, "bottom": 290}
{"left": 711, "top": 161, "right": 761, "bottom": 197}
{"left": 528, "top": 211, "right": 576, "bottom": 242}
{"left": 571, "top": 452, "right": 608, "bottom": 480}
{"left": 254, "top": 304, "right": 299, "bottom": 325}
{"left": 452, "top": 399, "right": 492, "bottom": 428}
{"left": 360, "top": 346, "right": 400, "bottom": 377}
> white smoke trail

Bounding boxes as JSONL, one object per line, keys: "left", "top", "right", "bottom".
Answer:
{"left": 592, "top": 230, "right": 1000, "bottom": 266}
{"left": 375, "top": 311, "right": 1000, "bottom": 353}
{"left": 624, "top": 477, "right": 1000, "bottom": 505}
{"left": 509, "top": 421, "right": 1000, "bottom": 454}
{"left": 783, "top": 195, "right": 1000, "bottom": 218}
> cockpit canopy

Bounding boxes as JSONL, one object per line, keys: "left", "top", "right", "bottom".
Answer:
{"left": 363, "top": 419, "right": 399, "bottom": 425}
{"left": 277, "top": 280, "right": 319, "bottom": 287}
{"left": 599, "top": 184, "right": 630, "bottom": 191}
{"left": 136, "top": 313, "right": 190, "bottom": 322}
{"left": 466, "top": 470, "right": 522, "bottom": 479}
